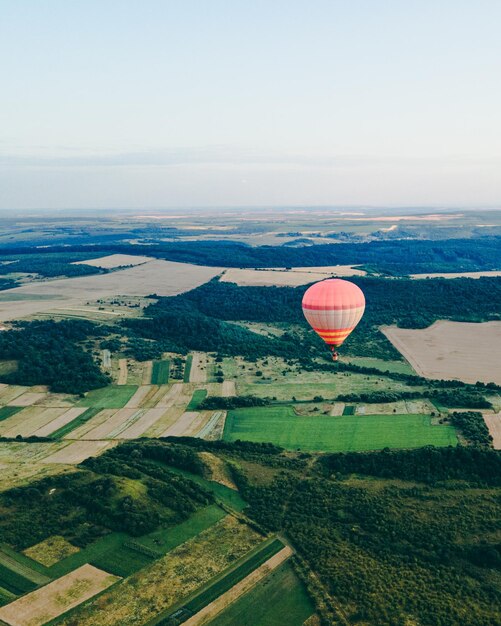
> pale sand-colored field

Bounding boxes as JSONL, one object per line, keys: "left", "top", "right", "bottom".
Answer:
{"left": 0, "top": 407, "right": 68, "bottom": 438}
{"left": 0, "top": 260, "right": 223, "bottom": 321}
{"left": 0, "top": 564, "right": 119, "bottom": 626}
{"left": 189, "top": 352, "right": 207, "bottom": 383}
{"left": 7, "top": 392, "right": 46, "bottom": 407}
{"left": 0, "top": 386, "right": 29, "bottom": 404}
{"left": 382, "top": 321, "right": 501, "bottom": 385}
{"left": 117, "top": 358, "right": 128, "bottom": 385}
{"left": 160, "top": 411, "right": 202, "bottom": 437}
{"left": 329, "top": 402, "right": 345, "bottom": 416}
{"left": 32, "top": 407, "right": 88, "bottom": 437}
{"left": 483, "top": 413, "right": 501, "bottom": 449}
{"left": 117, "top": 407, "right": 169, "bottom": 439}
{"left": 74, "top": 254, "right": 154, "bottom": 268}
{"left": 66, "top": 409, "right": 117, "bottom": 440}
{"left": 221, "top": 381, "right": 236, "bottom": 397}
{"left": 82, "top": 408, "right": 140, "bottom": 439}
{"left": 41, "top": 440, "right": 118, "bottom": 464}
{"left": 141, "top": 360, "right": 153, "bottom": 384}
{"left": 411, "top": 270, "right": 501, "bottom": 279}
{"left": 183, "top": 546, "right": 293, "bottom": 626}
{"left": 125, "top": 385, "right": 157, "bottom": 408}
{"left": 155, "top": 383, "right": 185, "bottom": 407}
{"left": 221, "top": 265, "right": 365, "bottom": 287}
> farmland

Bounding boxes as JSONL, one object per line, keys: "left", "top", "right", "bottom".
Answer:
{"left": 151, "top": 360, "right": 170, "bottom": 384}
{"left": 0, "top": 564, "right": 120, "bottom": 626}
{"left": 224, "top": 406, "right": 457, "bottom": 451}
{"left": 57, "top": 517, "right": 263, "bottom": 626}
{"left": 383, "top": 320, "right": 501, "bottom": 385}
{"left": 208, "top": 562, "right": 314, "bottom": 626}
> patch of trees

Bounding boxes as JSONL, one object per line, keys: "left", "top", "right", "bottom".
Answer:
{"left": 15, "top": 236, "right": 501, "bottom": 275}
{"left": 229, "top": 444, "right": 501, "bottom": 625}
{"left": 450, "top": 411, "right": 493, "bottom": 446}
{"left": 198, "top": 395, "right": 270, "bottom": 410}
{"left": 337, "top": 389, "right": 492, "bottom": 408}
{"left": 0, "top": 252, "right": 105, "bottom": 278}
{"left": 0, "top": 445, "right": 215, "bottom": 550}
{"left": 318, "top": 446, "right": 501, "bottom": 485}
{"left": 0, "top": 319, "right": 110, "bottom": 393}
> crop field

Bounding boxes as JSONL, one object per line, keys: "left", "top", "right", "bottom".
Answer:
{"left": 208, "top": 562, "right": 314, "bottom": 626}
{"left": 50, "top": 407, "right": 102, "bottom": 439}
{"left": 0, "top": 564, "right": 120, "bottom": 626}
{"left": 57, "top": 517, "right": 262, "bottom": 626}
{"left": 224, "top": 406, "right": 458, "bottom": 452}
{"left": 344, "top": 356, "right": 415, "bottom": 375}
{"left": 0, "top": 406, "right": 22, "bottom": 422}
{"left": 91, "top": 543, "right": 154, "bottom": 578}
{"left": 40, "top": 440, "right": 118, "bottom": 464}
{"left": 221, "top": 265, "right": 365, "bottom": 286}
{"left": 74, "top": 253, "right": 154, "bottom": 268}
{"left": 0, "top": 563, "right": 37, "bottom": 595}
{"left": 179, "top": 539, "right": 286, "bottom": 619}
{"left": 187, "top": 389, "right": 208, "bottom": 410}
{"left": 78, "top": 385, "right": 138, "bottom": 408}
{"left": 484, "top": 412, "right": 501, "bottom": 449}
{"left": 151, "top": 360, "right": 170, "bottom": 384}
{"left": 0, "top": 407, "right": 68, "bottom": 438}
{"left": 383, "top": 320, "right": 501, "bottom": 385}
{"left": 0, "top": 260, "right": 223, "bottom": 322}
{"left": 0, "top": 549, "right": 49, "bottom": 587}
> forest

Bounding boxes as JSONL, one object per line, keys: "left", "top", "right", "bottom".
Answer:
{"left": 7, "top": 439, "right": 497, "bottom": 626}
{"left": 0, "top": 319, "right": 110, "bottom": 393}
{"left": 0, "top": 252, "right": 104, "bottom": 278}
{"left": 2, "top": 235, "right": 501, "bottom": 275}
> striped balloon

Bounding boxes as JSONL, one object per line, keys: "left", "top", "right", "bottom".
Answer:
{"left": 302, "top": 279, "right": 365, "bottom": 351}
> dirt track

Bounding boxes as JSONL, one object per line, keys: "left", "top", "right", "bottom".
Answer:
{"left": 117, "top": 359, "right": 128, "bottom": 385}
{"left": 382, "top": 321, "right": 501, "bottom": 385}
{"left": 189, "top": 353, "right": 207, "bottom": 383}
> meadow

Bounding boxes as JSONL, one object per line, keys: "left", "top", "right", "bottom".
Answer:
{"left": 77, "top": 385, "right": 138, "bottom": 408}
{"left": 224, "top": 406, "right": 457, "bottom": 452}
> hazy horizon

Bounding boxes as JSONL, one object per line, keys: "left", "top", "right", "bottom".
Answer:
{"left": 1, "top": 0, "right": 500, "bottom": 209}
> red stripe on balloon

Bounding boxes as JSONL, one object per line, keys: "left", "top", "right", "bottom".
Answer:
{"left": 302, "top": 303, "right": 365, "bottom": 311}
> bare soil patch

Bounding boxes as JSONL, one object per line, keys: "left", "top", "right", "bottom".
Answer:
{"left": 0, "top": 260, "right": 223, "bottom": 321}
{"left": 411, "top": 270, "right": 501, "bottom": 279}
{"left": 0, "top": 564, "right": 119, "bottom": 626}
{"left": 221, "top": 265, "right": 365, "bottom": 287}
{"left": 483, "top": 413, "right": 501, "bottom": 449}
{"left": 73, "top": 254, "right": 154, "bottom": 268}
{"left": 189, "top": 352, "right": 207, "bottom": 383}
{"left": 382, "top": 321, "right": 501, "bottom": 385}
{"left": 117, "top": 358, "right": 128, "bottom": 385}
{"left": 117, "top": 407, "right": 169, "bottom": 439}
{"left": 41, "top": 440, "right": 118, "bottom": 464}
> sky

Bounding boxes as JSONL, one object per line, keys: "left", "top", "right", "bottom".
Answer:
{"left": 1, "top": 0, "right": 500, "bottom": 209}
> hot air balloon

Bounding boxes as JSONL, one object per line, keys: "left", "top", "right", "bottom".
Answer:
{"left": 302, "top": 278, "right": 365, "bottom": 361}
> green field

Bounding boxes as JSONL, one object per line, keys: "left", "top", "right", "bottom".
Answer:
{"left": 50, "top": 407, "right": 101, "bottom": 439}
{"left": 183, "top": 354, "right": 193, "bottom": 382}
{"left": 0, "top": 563, "right": 37, "bottom": 595}
{"left": 344, "top": 356, "right": 416, "bottom": 375}
{"left": 186, "top": 389, "right": 208, "bottom": 411}
{"left": 137, "top": 504, "right": 226, "bottom": 555}
{"left": 151, "top": 360, "right": 170, "bottom": 385}
{"left": 77, "top": 385, "right": 138, "bottom": 409}
{"left": 208, "top": 562, "right": 314, "bottom": 626}
{"left": 165, "top": 467, "right": 247, "bottom": 511}
{"left": 91, "top": 543, "right": 153, "bottom": 577}
{"left": 224, "top": 406, "right": 458, "bottom": 452}
{"left": 182, "top": 539, "right": 285, "bottom": 615}
{"left": 0, "top": 406, "right": 23, "bottom": 422}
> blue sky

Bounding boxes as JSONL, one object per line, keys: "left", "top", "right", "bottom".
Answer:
{"left": 1, "top": 0, "right": 500, "bottom": 209}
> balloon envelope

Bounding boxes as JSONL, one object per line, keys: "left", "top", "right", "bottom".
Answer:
{"left": 302, "top": 279, "right": 365, "bottom": 348}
